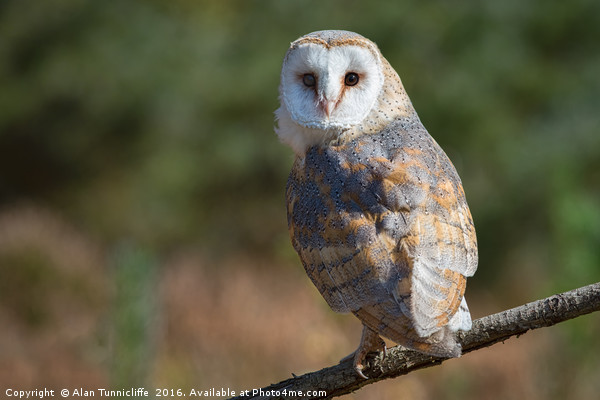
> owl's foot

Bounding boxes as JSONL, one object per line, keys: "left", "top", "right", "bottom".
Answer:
{"left": 353, "top": 325, "right": 387, "bottom": 379}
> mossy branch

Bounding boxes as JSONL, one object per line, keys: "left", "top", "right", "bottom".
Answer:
{"left": 229, "top": 282, "right": 600, "bottom": 400}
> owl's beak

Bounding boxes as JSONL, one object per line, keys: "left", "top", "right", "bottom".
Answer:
{"left": 318, "top": 97, "right": 336, "bottom": 118}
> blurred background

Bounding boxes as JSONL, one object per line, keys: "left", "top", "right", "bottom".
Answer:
{"left": 1, "top": 0, "right": 599, "bottom": 399}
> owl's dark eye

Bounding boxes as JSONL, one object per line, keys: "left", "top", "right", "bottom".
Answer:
{"left": 345, "top": 72, "right": 359, "bottom": 86}
{"left": 302, "top": 74, "right": 316, "bottom": 87}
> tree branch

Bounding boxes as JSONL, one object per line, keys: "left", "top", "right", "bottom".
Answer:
{"left": 229, "top": 282, "right": 600, "bottom": 400}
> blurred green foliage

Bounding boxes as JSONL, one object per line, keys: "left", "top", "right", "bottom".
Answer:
{"left": 111, "top": 244, "right": 158, "bottom": 390}
{"left": 1, "top": 0, "right": 599, "bottom": 396}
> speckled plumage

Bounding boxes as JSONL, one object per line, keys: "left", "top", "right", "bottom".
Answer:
{"left": 276, "top": 30, "right": 478, "bottom": 377}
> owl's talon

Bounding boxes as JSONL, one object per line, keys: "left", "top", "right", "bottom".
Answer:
{"left": 352, "top": 325, "right": 387, "bottom": 379}
{"left": 354, "top": 363, "right": 369, "bottom": 380}
{"left": 341, "top": 350, "right": 369, "bottom": 378}
{"left": 353, "top": 348, "right": 370, "bottom": 379}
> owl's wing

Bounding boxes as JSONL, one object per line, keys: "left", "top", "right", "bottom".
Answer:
{"left": 371, "top": 134, "right": 478, "bottom": 337}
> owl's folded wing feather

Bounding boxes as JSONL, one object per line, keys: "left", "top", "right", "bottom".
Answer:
{"left": 380, "top": 137, "right": 478, "bottom": 337}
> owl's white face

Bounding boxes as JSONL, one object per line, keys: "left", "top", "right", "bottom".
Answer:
{"left": 276, "top": 35, "right": 386, "bottom": 154}
{"left": 281, "top": 42, "right": 383, "bottom": 130}
{"left": 280, "top": 43, "right": 384, "bottom": 130}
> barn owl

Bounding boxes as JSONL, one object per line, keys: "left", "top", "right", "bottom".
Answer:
{"left": 275, "top": 30, "right": 478, "bottom": 378}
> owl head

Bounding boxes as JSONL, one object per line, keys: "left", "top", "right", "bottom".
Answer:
{"left": 275, "top": 30, "right": 416, "bottom": 155}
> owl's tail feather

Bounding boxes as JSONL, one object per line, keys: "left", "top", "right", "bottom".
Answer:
{"left": 354, "top": 306, "right": 462, "bottom": 359}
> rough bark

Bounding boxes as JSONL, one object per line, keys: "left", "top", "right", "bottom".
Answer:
{"left": 229, "top": 282, "right": 600, "bottom": 400}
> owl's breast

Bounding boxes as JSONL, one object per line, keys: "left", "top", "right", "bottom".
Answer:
{"left": 286, "top": 132, "right": 412, "bottom": 254}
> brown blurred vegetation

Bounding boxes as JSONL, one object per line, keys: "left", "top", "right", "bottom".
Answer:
{"left": 0, "top": 0, "right": 599, "bottom": 399}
